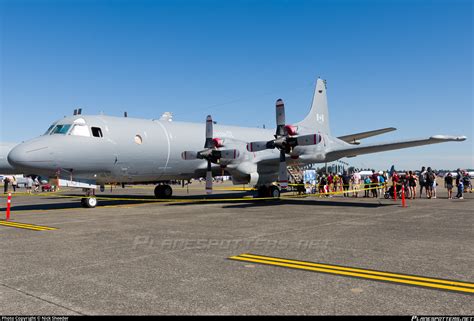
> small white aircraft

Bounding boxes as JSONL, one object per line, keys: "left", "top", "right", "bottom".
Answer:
{"left": 6, "top": 78, "right": 467, "bottom": 207}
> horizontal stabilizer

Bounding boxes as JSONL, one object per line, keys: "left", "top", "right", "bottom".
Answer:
{"left": 326, "top": 135, "right": 467, "bottom": 161}
{"left": 337, "top": 127, "right": 396, "bottom": 144}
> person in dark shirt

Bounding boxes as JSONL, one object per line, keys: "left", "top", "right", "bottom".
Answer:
{"left": 408, "top": 171, "right": 417, "bottom": 199}
{"left": 3, "top": 177, "right": 10, "bottom": 194}
{"left": 342, "top": 172, "right": 351, "bottom": 197}
{"left": 444, "top": 173, "right": 454, "bottom": 199}
{"left": 462, "top": 173, "right": 471, "bottom": 194}
{"left": 371, "top": 170, "right": 379, "bottom": 198}
{"left": 419, "top": 166, "right": 426, "bottom": 198}
{"left": 425, "top": 167, "right": 435, "bottom": 199}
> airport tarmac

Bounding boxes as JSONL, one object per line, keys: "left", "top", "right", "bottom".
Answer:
{"left": 0, "top": 183, "right": 472, "bottom": 315}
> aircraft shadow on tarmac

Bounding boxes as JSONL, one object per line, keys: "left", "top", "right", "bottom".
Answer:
{"left": 168, "top": 198, "right": 391, "bottom": 208}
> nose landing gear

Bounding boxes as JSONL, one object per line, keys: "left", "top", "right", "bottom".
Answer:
{"left": 81, "top": 188, "right": 97, "bottom": 208}
{"left": 81, "top": 197, "right": 97, "bottom": 208}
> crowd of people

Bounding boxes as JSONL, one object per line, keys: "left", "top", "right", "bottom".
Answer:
{"left": 315, "top": 170, "right": 388, "bottom": 198}
{"left": 2, "top": 176, "right": 41, "bottom": 194}
{"left": 306, "top": 166, "right": 471, "bottom": 200}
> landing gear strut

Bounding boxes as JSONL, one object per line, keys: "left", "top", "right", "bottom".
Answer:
{"left": 154, "top": 184, "right": 173, "bottom": 198}
{"left": 81, "top": 189, "right": 97, "bottom": 208}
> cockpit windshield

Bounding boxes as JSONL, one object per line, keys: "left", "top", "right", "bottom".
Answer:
{"left": 51, "top": 124, "right": 72, "bottom": 135}
{"left": 44, "top": 123, "right": 57, "bottom": 135}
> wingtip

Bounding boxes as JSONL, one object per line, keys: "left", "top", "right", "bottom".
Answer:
{"left": 430, "top": 135, "right": 467, "bottom": 141}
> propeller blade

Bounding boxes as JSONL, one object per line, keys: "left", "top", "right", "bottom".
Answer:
{"left": 296, "top": 134, "right": 322, "bottom": 146}
{"left": 247, "top": 141, "right": 272, "bottom": 152}
{"left": 205, "top": 160, "right": 213, "bottom": 194}
{"left": 278, "top": 150, "right": 288, "bottom": 189}
{"left": 181, "top": 151, "right": 198, "bottom": 160}
{"left": 275, "top": 99, "right": 286, "bottom": 136}
{"left": 219, "top": 149, "right": 240, "bottom": 160}
{"left": 204, "top": 115, "right": 214, "bottom": 148}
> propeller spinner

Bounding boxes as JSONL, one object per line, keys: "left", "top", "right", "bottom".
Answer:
{"left": 247, "top": 99, "right": 322, "bottom": 190}
{"left": 181, "top": 115, "right": 240, "bottom": 194}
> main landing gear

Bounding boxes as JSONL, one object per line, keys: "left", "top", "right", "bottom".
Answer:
{"left": 81, "top": 189, "right": 97, "bottom": 208}
{"left": 154, "top": 184, "right": 173, "bottom": 198}
{"left": 257, "top": 185, "right": 281, "bottom": 198}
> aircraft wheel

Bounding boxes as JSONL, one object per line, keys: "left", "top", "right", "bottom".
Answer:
{"left": 162, "top": 185, "right": 173, "bottom": 198}
{"left": 270, "top": 186, "right": 280, "bottom": 198}
{"left": 154, "top": 185, "right": 163, "bottom": 198}
{"left": 384, "top": 193, "right": 390, "bottom": 199}
{"left": 82, "top": 197, "right": 97, "bottom": 208}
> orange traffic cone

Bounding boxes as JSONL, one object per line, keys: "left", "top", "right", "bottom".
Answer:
{"left": 401, "top": 185, "right": 406, "bottom": 208}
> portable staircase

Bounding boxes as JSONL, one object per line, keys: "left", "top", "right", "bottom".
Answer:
{"left": 287, "top": 165, "right": 304, "bottom": 184}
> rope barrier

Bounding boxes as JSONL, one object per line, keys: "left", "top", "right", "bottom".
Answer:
{"left": 2, "top": 184, "right": 390, "bottom": 203}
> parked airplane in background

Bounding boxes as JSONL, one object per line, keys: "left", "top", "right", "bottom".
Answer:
{"left": 7, "top": 78, "right": 467, "bottom": 207}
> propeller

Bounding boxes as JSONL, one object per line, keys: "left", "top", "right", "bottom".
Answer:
{"left": 181, "top": 115, "right": 240, "bottom": 194}
{"left": 247, "top": 99, "right": 322, "bottom": 190}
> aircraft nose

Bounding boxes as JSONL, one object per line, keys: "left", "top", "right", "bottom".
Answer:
{"left": 7, "top": 141, "right": 54, "bottom": 170}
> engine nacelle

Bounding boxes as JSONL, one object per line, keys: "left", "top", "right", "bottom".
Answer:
{"left": 230, "top": 172, "right": 260, "bottom": 186}
{"left": 212, "top": 138, "right": 224, "bottom": 148}
{"left": 284, "top": 125, "right": 298, "bottom": 136}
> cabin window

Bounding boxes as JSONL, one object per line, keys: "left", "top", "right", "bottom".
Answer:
{"left": 51, "top": 124, "right": 72, "bottom": 135}
{"left": 91, "top": 127, "right": 103, "bottom": 137}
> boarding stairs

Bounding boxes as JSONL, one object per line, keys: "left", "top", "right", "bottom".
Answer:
{"left": 287, "top": 165, "right": 304, "bottom": 184}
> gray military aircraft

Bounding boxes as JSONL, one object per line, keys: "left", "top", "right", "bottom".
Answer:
{"left": 7, "top": 78, "right": 467, "bottom": 207}
{"left": 0, "top": 142, "right": 19, "bottom": 174}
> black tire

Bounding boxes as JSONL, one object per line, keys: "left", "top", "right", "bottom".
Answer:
{"left": 270, "top": 185, "right": 280, "bottom": 198}
{"left": 82, "top": 197, "right": 97, "bottom": 208}
{"left": 162, "top": 185, "right": 173, "bottom": 198}
{"left": 384, "top": 193, "right": 390, "bottom": 199}
{"left": 154, "top": 185, "right": 163, "bottom": 198}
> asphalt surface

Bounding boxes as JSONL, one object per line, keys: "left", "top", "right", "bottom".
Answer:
{"left": 0, "top": 183, "right": 472, "bottom": 315}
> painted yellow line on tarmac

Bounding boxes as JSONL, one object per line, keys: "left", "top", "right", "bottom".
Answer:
{"left": 0, "top": 220, "right": 57, "bottom": 231}
{"left": 229, "top": 254, "right": 474, "bottom": 294}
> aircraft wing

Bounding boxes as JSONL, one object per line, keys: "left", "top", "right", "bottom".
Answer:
{"left": 326, "top": 135, "right": 467, "bottom": 161}
{"left": 337, "top": 127, "right": 396, "bottom": 143}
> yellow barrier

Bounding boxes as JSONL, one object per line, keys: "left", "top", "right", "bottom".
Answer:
{"left": 1, "top": 184, "right": 391, "bottom": 203}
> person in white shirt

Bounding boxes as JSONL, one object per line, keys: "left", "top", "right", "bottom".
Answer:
{"left": 351, "top": 172, "right": 361, "bottom": 198}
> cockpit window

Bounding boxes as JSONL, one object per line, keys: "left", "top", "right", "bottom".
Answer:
{"left": 44, "top": 124, "right": 56, "bottom": 135}
{"left": 51, "top": 124, "right": 72, "bottom": 135}
{"left": 91, "top": 127, "right": 103, "bottom": 138}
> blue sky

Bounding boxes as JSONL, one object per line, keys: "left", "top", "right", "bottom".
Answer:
{"left": 1, "top": 0, "right": 472, "bottom": 170}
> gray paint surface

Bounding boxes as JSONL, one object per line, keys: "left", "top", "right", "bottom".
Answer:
{"left": 6, "top": 79, "right": 467, "bottom": 186}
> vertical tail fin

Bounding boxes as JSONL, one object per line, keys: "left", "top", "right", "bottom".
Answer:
{"left": 296, "top": 78, "right": 330, "bottom": 135}
{"left": 389, "top": 165, "right": 396, "bottom": 177}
